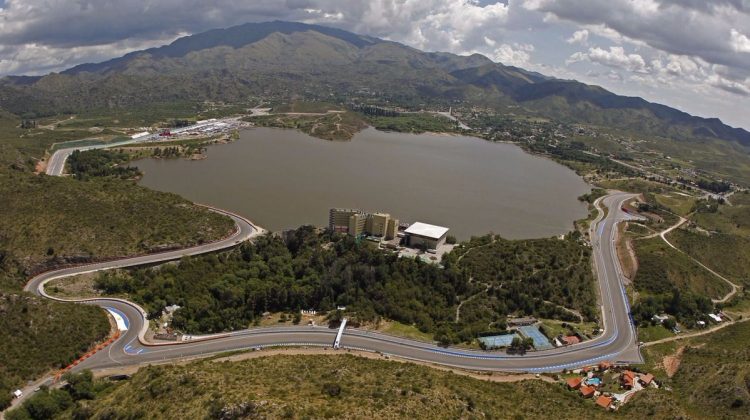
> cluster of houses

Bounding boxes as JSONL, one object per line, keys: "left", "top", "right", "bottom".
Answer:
{"left": 564, "top": 362, "right": 658, "bottom": 410}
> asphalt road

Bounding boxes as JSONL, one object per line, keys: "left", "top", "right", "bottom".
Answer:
{"left": 25, "top": 185, "right": 641, "bottom": 373}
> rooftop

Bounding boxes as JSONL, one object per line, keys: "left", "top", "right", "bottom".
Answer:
{"left": 566, "top": 377, "right": 583, "bottom": 389}
{"left": 404, "top": 222, "right": 449, "bottom": 239}
{"left": 596, "top": 395, "right": 613, "bottom": 409}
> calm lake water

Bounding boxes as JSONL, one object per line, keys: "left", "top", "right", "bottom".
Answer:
{"left": 135, "top": 127, "right": 591, "bottom": 239}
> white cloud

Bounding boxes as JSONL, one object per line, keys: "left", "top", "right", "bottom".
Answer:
{"left": 708, "top": 74, "right": 750, "bottom": 96}
{"left": 526, "top": 0, "right": 750, "bottom": 75}
{"left": 730, "top": 29, "right": 750, "bottom": 53}
{"left": 489, "top": 43, "right": 535, "bottom": 66}
{"left": 568, "top": 46, "right": 649, "bottom": 74}
{"left": 566, "top": 29, "right": 588, "bottom": 44}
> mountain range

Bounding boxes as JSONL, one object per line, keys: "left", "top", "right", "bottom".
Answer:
{"left": 1, "top": 20, "right": 748, "bottom": 146}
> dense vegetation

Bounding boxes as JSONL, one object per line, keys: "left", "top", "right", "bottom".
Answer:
{"left": 95, "top": 227, "right": 467, "bottom": 334}
{"left": 6, "top": 371, "right": 107, "bottom": 420}
{"left": 364, "top": 113, "right": 460, "bottom": 134}
{"left": 0, "top": 171, "right": 234, "bottom": 289}
{"left": 0, "top": 295, "right": 109, "bottom": 410}
{"left": 68, "top": 149, "right": 141, "bottom": 180}
{"left": 92, "top": 229, "right": 598, "bottom": 345}
{"left": 445, "top": 234, "right": 598, "bottom": 331}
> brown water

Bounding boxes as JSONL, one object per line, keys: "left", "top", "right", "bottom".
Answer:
{"left": 135, "top": 127, "right": 591, "bottom": 239}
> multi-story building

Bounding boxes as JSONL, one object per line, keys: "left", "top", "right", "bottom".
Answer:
{"left": 329, "top": 208, "right": 399, "bottom": 240}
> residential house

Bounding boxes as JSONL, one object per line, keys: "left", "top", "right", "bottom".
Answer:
{"left": 596, "top": 395, "right": 613, "bottom": 410}
{"left": 566, "top": 377, "right": 583, "bottom": 390}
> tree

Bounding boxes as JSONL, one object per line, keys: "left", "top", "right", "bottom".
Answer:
{"left": 662, "top": 318, "right": 677, "bottom": 331}
{"left": 63, "top": 370, "right": 95, "bottom": 400}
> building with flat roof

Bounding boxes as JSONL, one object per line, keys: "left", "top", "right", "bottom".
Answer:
{"left": 329, "top": 208, "right": 398, "bottom": 240}
{"left": 404, "top": 222, "right": 449, "bottom": 250}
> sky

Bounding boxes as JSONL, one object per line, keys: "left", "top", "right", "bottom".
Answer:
{"left": 0, "top": 0, "right": 749, "bottom": 129}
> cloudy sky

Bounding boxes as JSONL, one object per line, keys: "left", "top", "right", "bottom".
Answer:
{"left": 1, "top": 0, "right": 749, "bottom": 129}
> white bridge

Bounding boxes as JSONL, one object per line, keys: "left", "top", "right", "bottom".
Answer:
{"left": 333, "top": 318, "right": 347, "bottom": 349}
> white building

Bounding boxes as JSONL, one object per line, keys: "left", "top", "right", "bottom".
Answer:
{"left": 405, "top": 222, "right": 449, "bottom": 250}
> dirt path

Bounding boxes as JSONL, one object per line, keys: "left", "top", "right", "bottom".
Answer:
{"left": 662, "top": 346, "right": 685, "bottom": 377}
{"left": 643, "top": 316, "right": 750, "bottom": 347}
{"left": 640, "top": 212, "right": 739, "bottom": 303}
{"left": 642, "top": 216, "right": 687, "bottom": 240}
{"left": 660, "top": 229, "right": 739, "bottom": 303}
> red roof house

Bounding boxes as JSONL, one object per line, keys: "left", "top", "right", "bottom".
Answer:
{"left": 563, "top": 335, "right": 581, "bottom": 345}
{"left": 580, "top": 385, "right": 595, "bottom": 398}
{"left": 621, "top": 371, "right": 636, "bottom": 389}
{"left": 596, "top": 395, "right": 613, "bottom": 409}
{"left": 566, "top": 377, "right": 583, "bottom": 390}
{"left": 640, "top": 373, "right": 654, "bottom": 386}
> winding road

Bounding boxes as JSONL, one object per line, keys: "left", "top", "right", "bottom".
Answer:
{"left": 21, "top": 147, "right": 642, "bottom": 390}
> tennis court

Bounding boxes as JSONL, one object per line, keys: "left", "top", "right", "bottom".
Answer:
{"left": 518, "top": 325, "right": 554, "bottom": 350}
{"left": 478, "top": 333, "right": 520, "bottom": 349}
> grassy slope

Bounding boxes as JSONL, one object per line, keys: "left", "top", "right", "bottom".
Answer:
{"left": 637, "top": 320, "right": 750, "bottom": 419}
{"left": 0, "top": 170, "right": 234, "bottom": 287}
{"left": 78, "top": 355, "right": 611, "bottom": 419}
{"left": 0, "top": 109, "right": 235, "bottom": 404}
{"left": 668, "top": 229, "right": 750, "bottom": 287}
{"left": 633, "top": 237, "right": 731, "bottom": 298}
{"left": 0, "top": 293, "right": 110, "bottom": 405}
{"left": 693, "top": 192, "right": 750, "bottom": 236}
{"left": 248, "top": 111, "right": 366, "bottom": 141}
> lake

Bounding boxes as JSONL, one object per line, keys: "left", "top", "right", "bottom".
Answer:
{"left": 135, "top": 127, "right": 591, "bottom": 239}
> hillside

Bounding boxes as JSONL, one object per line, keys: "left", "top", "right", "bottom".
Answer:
{"left": 1, "top": 20, "right": 749, "bottom": 147}
{"left": 0, "top": 293, "right": 110, "bottom": 410}
{"left": 10, "top": 355, "right": 611, "bottom": 419}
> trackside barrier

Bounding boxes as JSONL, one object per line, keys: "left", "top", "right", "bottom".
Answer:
{"left": 54, "top": 331, "right": 121, "bottom": 382}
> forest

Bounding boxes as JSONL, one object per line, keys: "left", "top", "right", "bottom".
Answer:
{"left": 93, "top": 227, "right": 598, "bottom": 344}
{"left": 67, "top": 149, "right": 141, "bottom": 180}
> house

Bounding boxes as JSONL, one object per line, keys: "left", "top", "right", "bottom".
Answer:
{"left": 596, "top": 395, "right": 613, "bottom": 409}
{"left": 598, "top": 361, "right": 612, "bottom": 371}
{"left": 562, "top": 335, "right": 581, "bottom": 345}
{"left": 709, "top": 313, "right": 722, "bottom": 323}
{"left": 652, "top": 314, "right": 669, "bottom": 324}
{"left": 621, "top": 371, "right": 636, "bottom": 389}
{"left": 580, "top": 385, "right": 595, "bottom": 398}
{"left": 640, "top": 373, "right": 655, "bottom": 386}
{"left": 566, "top": 377, "right": 583, "bottom": 390}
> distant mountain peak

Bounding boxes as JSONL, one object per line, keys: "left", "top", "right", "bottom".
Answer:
{"left": 2, "top": 20, "right": 748, "bottom": 146}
